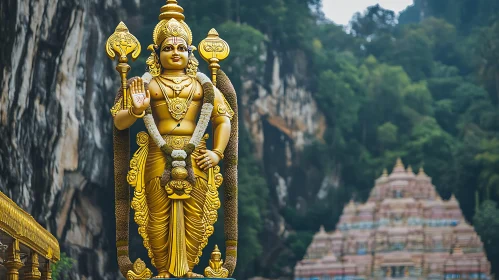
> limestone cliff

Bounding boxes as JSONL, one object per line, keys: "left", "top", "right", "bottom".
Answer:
{"left": 242, "top": 50, "right": 327, "bottom": 206}
{"left": 0, "top": 0, "right": 137, "bottom": 278}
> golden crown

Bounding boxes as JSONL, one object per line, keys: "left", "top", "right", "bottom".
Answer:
{"left": 153, "top": 0, "right": 193, "bottom": 46}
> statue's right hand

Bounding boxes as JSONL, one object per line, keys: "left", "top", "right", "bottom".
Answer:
{"left": 130, "top": 78, "right": 151, "bottom": 114}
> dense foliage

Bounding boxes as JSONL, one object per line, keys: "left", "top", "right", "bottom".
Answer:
{"left": 130, "top": 0, "right": 499, "bottom": 278}
{"left": 51, "top": 253, "right": 75, "bottom": 280}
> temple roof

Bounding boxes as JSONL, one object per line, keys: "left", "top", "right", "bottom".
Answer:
{"left": 344, "top": 199, "right": 356, "bottom": 213}
{"left": 296, "top": 158, "right": 491, "bottom": 279}
{"left": 0, "top": 191, "right": 60, "bottom": 263}
{"left": 416, "top": 167, "right": 431, "bottom": 182}
{"left": 314, "top": 225, "right": 329, "bottom": 240}
{"left": 406, "top": 165, "right": 415, "bottom": 177}
{"left": 388, "top": 158, "right": 410, "bottom": 180}
{"left": 447, "top": 194, "right": 459, "bottom": 207}
{"left": 375, "top": 168, "right": 389, "bottom": 184}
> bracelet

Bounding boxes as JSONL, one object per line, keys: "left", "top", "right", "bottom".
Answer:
{"left": 128, "top": 106, "right": 145, "bottom": 118}
{"left": 212, "top": 149, "right": 224, "bottom": 160}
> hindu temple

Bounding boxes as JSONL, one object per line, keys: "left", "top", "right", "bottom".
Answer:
{"left": 294, "top": 159, "right": 491, "bottom": 280}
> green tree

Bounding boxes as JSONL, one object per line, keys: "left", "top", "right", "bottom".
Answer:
{"left": 475, "top": 139, "right": 499, "bottom": 199}
{"left": 350, "top": 4, "right": 396, "bottom": 38}
{"left": 51, "top": 253, "right": 75, "bottom": 280}
{"left": 473, "top": 200, "right": 499, "bottom": 276}
{"left": 476, "top": 20, "right": 499, "bottom": 106}
{"left": 377, "top": 122, "right": 398, "bottom": 150}
{"left": 403, "top": 81, "right": 434, "bottom": 117}
{"left": 390, "top": 28, "right": 433, "bottom": 81}
{"left": 404, "top": 117, "right": 456, "bottom": 195}
{"left": 316, "top": 69, "right": 361, "bottom": 133}
{"left": 234, "top": 157, "right": 269, "bottom": 278}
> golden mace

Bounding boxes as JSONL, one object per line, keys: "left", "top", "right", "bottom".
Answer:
{"left": 105, "top": 22, "right": 141, "bottom": 108}
{"left": 198, "top": 28, "right": 230, "bottom": 86}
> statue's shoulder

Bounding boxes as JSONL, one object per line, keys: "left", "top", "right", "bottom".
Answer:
{"left": 195, "top": 71, "right": 211, "bottom": 85}
{"left": 147, "top": 77, "right": 160, "bottom": 92}
{"left": 140, "top": 72, "right": 160, "bottom": 95}
{"left": 193, "top": 77, "right": 202, "bottom": 88}
{"left": 141, "top": 72, "right": 154, "bottom": 86}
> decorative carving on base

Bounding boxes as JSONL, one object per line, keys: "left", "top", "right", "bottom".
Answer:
{"left": 127, "top": 258, "right": 153, "bottom": 280}
{"left": 204, "top": 245, "right": 229, "bottom": 278}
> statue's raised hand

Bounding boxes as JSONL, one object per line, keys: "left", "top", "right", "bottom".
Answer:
{"left": 130, "top": 78, "right": 150, "bottom": 114}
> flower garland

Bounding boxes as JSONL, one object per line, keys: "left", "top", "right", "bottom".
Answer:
{"left": 142, "top": 71, "right": 215, "bottom": 185}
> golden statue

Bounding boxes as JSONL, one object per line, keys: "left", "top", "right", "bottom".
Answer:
{"left": 106, "top": 1, "right": 238, "bottom": 278}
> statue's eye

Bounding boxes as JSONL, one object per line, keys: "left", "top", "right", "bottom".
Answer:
{"left": 163, "top": 46, "right": 173, "bottom": 51}
{"left": 178, "top": 46, "right": 186, "bottom": 52}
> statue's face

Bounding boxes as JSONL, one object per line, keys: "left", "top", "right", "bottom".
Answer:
{"left": 159, "top": 37, "right": 189, "bottom": 70}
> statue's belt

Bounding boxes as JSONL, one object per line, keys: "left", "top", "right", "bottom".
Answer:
{"left": 162, "top": 135, "right": 191, "bottom": 150}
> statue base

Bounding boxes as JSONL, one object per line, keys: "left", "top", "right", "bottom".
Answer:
{"left": 151, "top": 277, "right": 236, "bottom": 280}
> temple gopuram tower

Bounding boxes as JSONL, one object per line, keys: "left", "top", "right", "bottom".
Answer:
{"left": 294, "top": 159, "right": 491, "bottom": 280}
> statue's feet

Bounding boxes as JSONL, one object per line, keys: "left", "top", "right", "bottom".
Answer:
{"left": 153, "top": 270, "right": 170, "bottom": 278}
{"left": 186, "top": 271, "right": 204, "bottom": 278}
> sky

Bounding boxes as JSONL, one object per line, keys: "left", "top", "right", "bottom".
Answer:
{"left": 322, "top": 0, "right": 414, "bottom": 25}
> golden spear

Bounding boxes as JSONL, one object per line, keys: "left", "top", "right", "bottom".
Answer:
{"left": 105, "top": 22, "right": 153, "bottom": 280}
{"left": 105, "top": 22, "right": 141, "bottom": 108}
{"left": 198, "top": 28, "right": 230, "bottom": 85}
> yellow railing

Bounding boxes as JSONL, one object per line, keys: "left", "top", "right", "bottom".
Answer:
{"left": 0, "top": 190, "right": 61, "bottom": 280}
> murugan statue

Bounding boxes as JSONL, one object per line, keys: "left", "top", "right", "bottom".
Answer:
{"left": 105, "top": 1, "right": 238, "bottom": 278}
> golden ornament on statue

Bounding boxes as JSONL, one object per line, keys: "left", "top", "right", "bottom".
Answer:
{"left": 105, "top": 21, "right": 141, "bottom": 62}
{"left": 172, "top": 166, "right": 188, "bottom": 180}
{"left": 198, "top": 28, "right": 231, "bottom": 86}
{"left": 105, "top": 21, "right": 141, "bottom": 108}
{"left": 205, "top": 245, "right": 229, "bottom": 278}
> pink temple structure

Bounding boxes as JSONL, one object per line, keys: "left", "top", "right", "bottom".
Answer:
{"left": 294, "top": 159, "right": 491, "bottom": 280}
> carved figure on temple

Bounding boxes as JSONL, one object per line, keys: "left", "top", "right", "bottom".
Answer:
{"left": 105, "top": 0, "right": 238, "bottom": 278}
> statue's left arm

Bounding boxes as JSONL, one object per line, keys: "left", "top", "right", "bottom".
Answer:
{"left": 211, "top": 87, "right": 232, "bottom": 154}
{"left": 196, "top": 87, "right": 232, "bottom": 171}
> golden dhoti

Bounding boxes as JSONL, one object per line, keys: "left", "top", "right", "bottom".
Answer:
{"left": 143, "top": 135, "right": 210, "bottom": 276}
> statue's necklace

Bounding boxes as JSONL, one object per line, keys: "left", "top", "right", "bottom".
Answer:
{"left": 158, "top": 76, "right": 193, "bottom": 97}
{"left": 160, "top": 75, "right": 191, "bottom": 85}
{"left": 156, "top": 77, "right": 196, "bottom": 121}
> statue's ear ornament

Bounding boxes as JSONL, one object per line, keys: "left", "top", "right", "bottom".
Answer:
{"left": 146, "top": 44, "right": 162, "bottom": 77}
{"left": 186, "top": 47, "right": 199, "bottom": 78}
{"left": 187, "top": 45, "right": 197, "bottom": 57}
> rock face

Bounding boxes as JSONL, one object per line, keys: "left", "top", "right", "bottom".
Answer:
{"left": 242, "top": 51, "right": 326, "bottom": 159}
{"left": 0, "top": 0, "right": 137, "bottom": 278}
{"left": 242, "top": 49, "right": 327, "bottom": 206}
